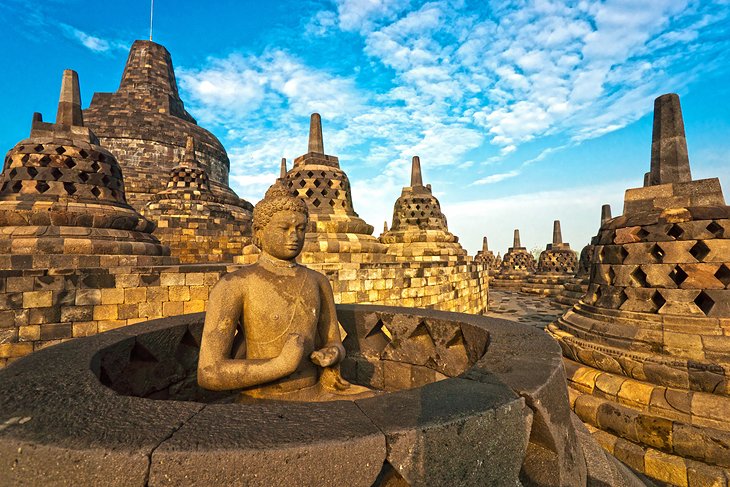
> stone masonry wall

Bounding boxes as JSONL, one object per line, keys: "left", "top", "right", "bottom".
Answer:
{"left": 0, "top": 262, "right": 488, "bottom": 367}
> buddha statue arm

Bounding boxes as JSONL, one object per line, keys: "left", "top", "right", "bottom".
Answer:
{"left": 310, "top": 274, "right": 345, "bottom": 367}
{"left": 197, "top": 278, "right": 305, "bottom": 391}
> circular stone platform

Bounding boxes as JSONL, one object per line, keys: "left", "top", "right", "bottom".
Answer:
{"left": 0, "top": 305, "right": 644, "bottom": 486}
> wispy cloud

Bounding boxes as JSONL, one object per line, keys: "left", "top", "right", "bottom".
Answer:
{"left": 175, "top": 0, "right": 730, "bottom": 235}
{"left": 59, "top": 24, "right": 128, "bottom": 53}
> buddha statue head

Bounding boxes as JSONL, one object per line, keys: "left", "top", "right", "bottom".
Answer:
{"left": 252, "top": 183, "right": 309, "bottom": 261}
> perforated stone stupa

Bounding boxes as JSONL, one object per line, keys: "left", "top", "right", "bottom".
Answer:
{"left": 83, "top": 40, "right": 252, "bottom": 219}
{"left": 0, "top": 70, "right": 171, "bottom": 270}
{"left": 141, "top": 136, "right": 251, "bottom": 263}
{"left": 549, "top": 93, "right": 730, "bottom": 486}
{"left": 555, "top": 205, "right": 612, "bottom": 307}
{"left": 491, "top": 229, "right": 536, "bottom": 290}
{"left": 522, "top": 220, "right": 577, "bottom": 296}
{"left": 474, "top": 236, "right": 500, "bottom": 273}
{"left": 379, "top": 156, "right": 466, "bottom": 262}
{"left": 273, "top": 113, "right": 386, "bottom": 264}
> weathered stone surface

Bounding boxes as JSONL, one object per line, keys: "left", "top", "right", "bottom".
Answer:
{"left": 150, "top": 401, "right": 385, "bottom": 486}
{"left": 84, "top": 40, "right": 251, "bottom": 215}
{"left": 379, "top": 156, "right": 467, "bottom": 263}
{"left": 0, "top": 315, "right": 202, "bottom": 486}
{"left": 549, "top": 92, "right": 730, "bottom": 484}
{"left": 356, "top": 377, "right": 530, "bottom": 487}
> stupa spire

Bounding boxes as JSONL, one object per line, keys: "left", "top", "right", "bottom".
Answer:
{"left": 308, "top": 113, "right": 324, "bottom": 154}
{"left": 384, "top": 221, "right": 388, "bottom": 232}
{"left": 482, "top": 236, "right": 488, "bottom": 252}
{"left": 280, "top": 158, "right": 287, "bottom": 179}
{"left": 601, "top": 204, "right": 612, "bottom": 225}
{"left": 181, "top": 136, "right": 197, "bottom": 167}
{"left": 513, "top": 229, "right": 521, "bottom": 248}
{"left": 410, "top": 156, "right": 423, "bottom": 187}
{"left": 552, "top": 220, "right": 563, "bottom": 245}
{"left": 647, "top": 93, "right": 691, "bottom": 186}
{"left": 56, "top": 70, "right": 83, "bottom": 127}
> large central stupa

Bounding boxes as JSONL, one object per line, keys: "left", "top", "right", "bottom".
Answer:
{"left": 83, "top": 40, "right": 252, "bottom": 215}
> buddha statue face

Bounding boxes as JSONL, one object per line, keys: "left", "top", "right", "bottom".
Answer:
{"left": 256, "top": 210, "right": 307, "bottom": 260}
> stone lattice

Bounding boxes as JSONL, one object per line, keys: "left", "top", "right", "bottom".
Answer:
{"left": 379, "top": 156, "right": 466, "bottom": 262}
{"left": 523, "top": 221, "right": 578, "bottom": 296}
{"left": 240, "top": 113, "right": 386, "bottom": 265}
{"left": 491, "top": 229, "right": 536, "bottom": 290}
{"left": 0, "top": 70, "right": 172, "bottom": 270}
{"left": 141, "top": 137, "right": 251, "bottom": 263}
{"left": 83, "top": 40, "right": 252, "bottom": 217}
{"left": 474, "top": 236, "right": 500, "bottom": 274}
{"left": 548, "top": 94, "right": 730, "bottom": 486}
{"left": 555, "top": 205, "right": 612, "bottom": 307}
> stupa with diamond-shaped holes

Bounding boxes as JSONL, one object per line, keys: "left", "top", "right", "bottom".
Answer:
{"left": 548, "top": 93, "right": 730, "bottom": 486}
{"left": 0, "top": 70, "right": 172, "bottom": 270}
{"left": 379, "top": 156, "right": 466, "bottom": 262}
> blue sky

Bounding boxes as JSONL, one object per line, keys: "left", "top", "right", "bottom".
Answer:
{"left": 1, "top": 0, "right": 729, "bottom": 255}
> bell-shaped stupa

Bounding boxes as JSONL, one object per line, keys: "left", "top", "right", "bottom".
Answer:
{"left": 491, "top": 229, "right": 536, "bottom": 290}
{"left": 83, "top": 40, "right": 252, "bottom": 219}
{"left": 474, "top": 236, "right": 499, "bottom": 273}
{"left": 379, "top": 156, "right": 466, "bottom": 262}
{"left": 555, "top": 205, "right": 612, "bottom": 307}
{"left": 0, "top": 70, "right": 172, "bottom": 269}
{"left": 522, "top": 220, "right": 577, "bottom": 296}
{"left": 549, "top": 93, "right": 730, "bottom": 485}
{"left": 281, "top": 113, "right": 387, "bottom": 264}
{"left": 141, "top": 136, "right": 252, "bottom": 263}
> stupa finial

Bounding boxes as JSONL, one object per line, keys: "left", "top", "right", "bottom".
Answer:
{"left": 601, "top": 204, "right": 612, "bottom": 225}
{"left": 56, "top": 69, "right": 83, "bottom": 127}
{"left": 384, "top": 221, "right": 388, "bottom": 232}
{"left": 411, "top": 156, "right": 423, "bottom": 187}
{"left": 513, "top": 229, "right": 521, "bottom": 248}
{"left": 647, "top": 93, "right": 691, "bottom": 186}
{"left": 280, "top": 158, "right": 287, "bottom": 179}
{"left": 552, "top": 220, "right": 563, "bottom": 245}
{"left": 482, "top": 236, "right": 488, "bottom": 252}
{"left": 308, "top": 113, "right": 324, "bottom": 154}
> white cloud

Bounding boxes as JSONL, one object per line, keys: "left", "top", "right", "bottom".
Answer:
{"left": 471, "top": 170, "right": 521, "bottom": 185}
{"left": 446, "top": 180, "right": 630, "bottom": 256}
{"left": 60, "top": 24, "right": 127, "bottom": 53}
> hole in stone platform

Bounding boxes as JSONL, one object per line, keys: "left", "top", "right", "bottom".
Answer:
{"left": 619, "top": 246, "right": 629, "bottom": 263}
{"left": 694, "top": 291, "right": 715, "bottom": 316}
{"left": 35, "top": 181, "right": 50, "bottom": 193}
{"left": 651, "top": 291, "right": 666, "bottom": 312}
{"left": 715, "top": 265, "right": 730, "bottom": 287}
{"left": 707, "top": 221, "right": 724, "bottom": 238}
{"left": 55, "top": 146, "right": 66, "bottom": 155}
{"left": 668, "top": 224, "right": 684, "bottom": 239}
{"left": 650, "top": 243, "right": 665, "bottom": 263}
{"left": 689, "top": 241, "right": 710, "bottom": 262}
{"left": 669, "top": 265, "right": 688, "bottom": 287}
{"left": 630, "top": 267, "right": 648, "bottom": 287}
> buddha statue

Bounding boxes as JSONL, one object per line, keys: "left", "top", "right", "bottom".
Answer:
{"left": 197, "top": 182, "right": 372, "bottom": 402}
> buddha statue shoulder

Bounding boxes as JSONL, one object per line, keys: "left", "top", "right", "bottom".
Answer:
{"left": 197, "top": 182, "right": 371, "bottom": 401}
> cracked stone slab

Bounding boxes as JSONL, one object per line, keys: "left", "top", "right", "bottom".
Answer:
{"left": 149, "top": 400, "right": 385, "bottom": 486}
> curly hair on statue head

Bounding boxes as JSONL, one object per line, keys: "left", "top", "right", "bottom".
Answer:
{"left": 252, "top": 182, "right": 309, "bottom": 238}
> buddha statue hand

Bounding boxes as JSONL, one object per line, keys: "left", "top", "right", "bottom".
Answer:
{"left": 310, "top": 345, "right": 341, "bottom": 367}
{"left": 275, "top": 333, "right": 306, "bottom": 375}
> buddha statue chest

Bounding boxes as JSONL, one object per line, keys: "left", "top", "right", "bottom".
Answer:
{"left": 242, "top": 264, "right": 321, "bottom": 360}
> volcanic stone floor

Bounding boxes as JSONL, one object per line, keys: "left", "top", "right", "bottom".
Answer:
{"left": 485, "top": 290, "right": 569, "bottom": 329}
